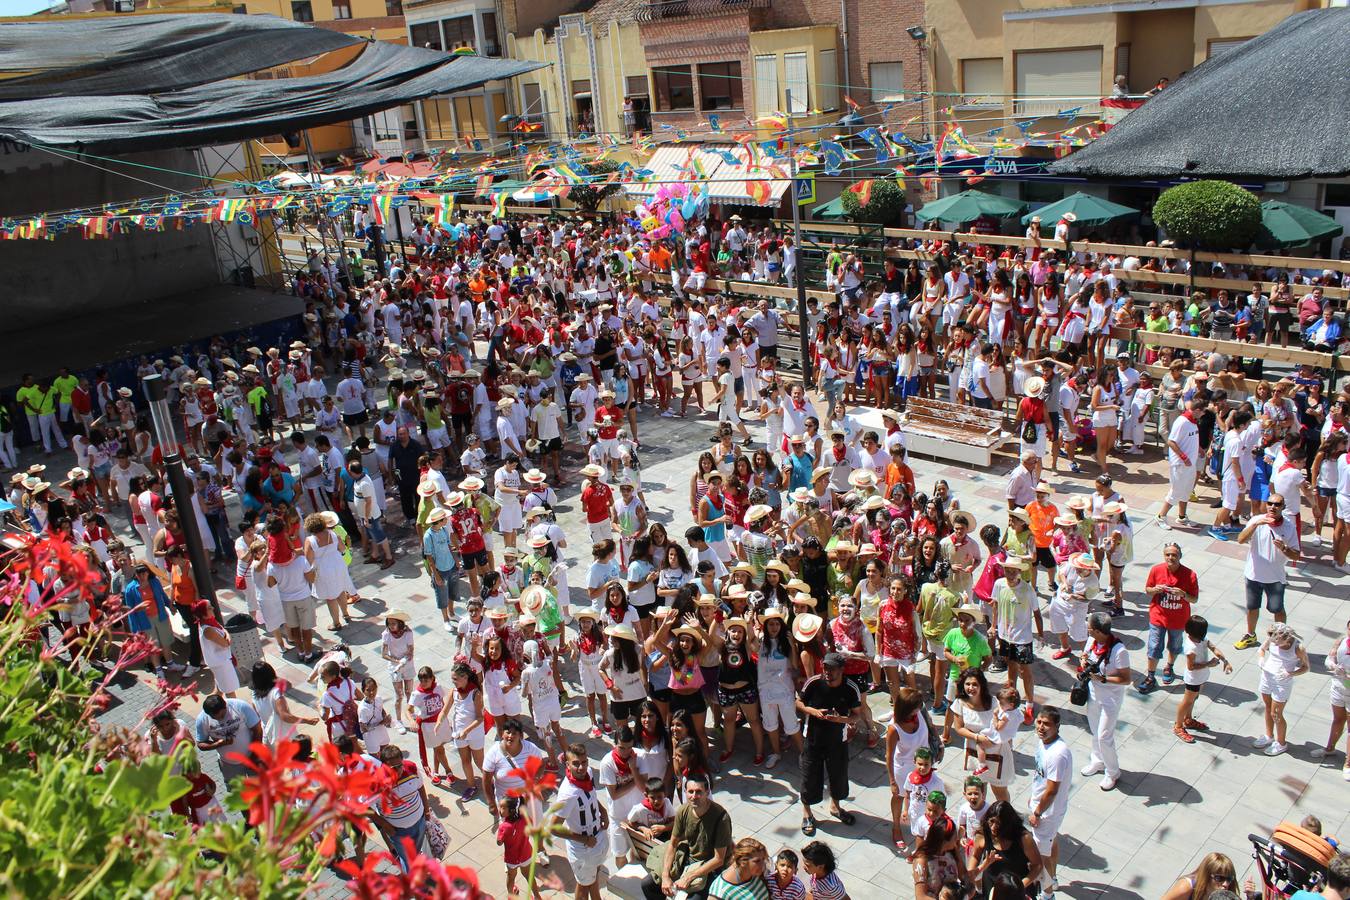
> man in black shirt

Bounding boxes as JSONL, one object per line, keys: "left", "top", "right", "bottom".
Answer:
{"left": 795, "top": 652, "right": 862, "bottom": 835}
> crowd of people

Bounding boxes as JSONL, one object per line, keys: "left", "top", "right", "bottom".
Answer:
{"left": 7, "top": 205, "right": 1349, "bottom": 900}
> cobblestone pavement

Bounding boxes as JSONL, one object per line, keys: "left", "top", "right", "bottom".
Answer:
{"left": 90, "top": 392, "right": 1349, "bottom": 900}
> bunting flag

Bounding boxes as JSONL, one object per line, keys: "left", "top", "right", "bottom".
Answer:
{"left": 845, "top": 179, "right": 874, "bottom": 208}
{"left": 491, "top": 190, "right": 508, "bottom": 218}
{"left": 475, "top": 173, "right": 495, "bottom": 196}
{"left": 843, "top": 94, "right": 861, "bottom": 113}
{"left": 437, "top": 193, "right": 455, "bottom": 227}
{"left": 756, "top": 113, "right": 787, "bottom": 131}
{"left": 858, "top": 127, "right": 891, "bottom": 164}
{"left": 211, "top": 197, "right": 251, "bottom": 223}
{"left": 370, "top": 193, "right": 393, "bottom": 226}
{"left": 746, "top": 180, "right": 771, "bottom": 205}
{"left": 958, "top": 168, "right": 986, "bottom": 186}
{"left": 708, "top": 114, "right": 722, "bottom": 133}
{"left": 552, "top": 163, "right": 585, "bottom": 185}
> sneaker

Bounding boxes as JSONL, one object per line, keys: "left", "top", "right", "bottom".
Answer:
{"left": 1304, "top": 534, "right": 1322, "bottom": 546}
{"left": 1251, "top": 734, "right": 1273, "bottom": 749}
{"left": 165, "top": 661, "right": 185, "bottom": 672}
{"left": 1124, "top": 447, "right": 1144, "bottom": 455}
{"left": 1022, "top": 704, "right": 1035, "bottom": 726}
{"left": 155, "top": 666, "right": 166, "bottom": 680}
{"left": 588, "top": 726, "right": 603, "bottom": 739}
{"left": 932, "top": 700, "right": 949, "bottom": 714}
{"left": 1176, "top": 517, "right": 1195, "bottom": 528}
{"left": 1160, "top": 666, "right": 1177, "bottom": 685}
{"left": 718, "top": 750, "right": 734, "bottom": 764}
{"left": 660, "top": 410, "right": 676, "bottom": 418}
{"left": 1235, "top": 633, "right": 1260, "bottom": 650}
{"left": 972, "top": 764, "right": 990, "bottom": 777}
{"left": 1207, "top": 527, "right": 1232, "bottom": 541}
{"left": 1099, "top": 774, "right": 1118, "bottom": 791}
{"left": 1136, "top": 675, "right": 1157, "bottom": 694}
{"left": 1174, "top": 725, "right": 1196, "bottom": 744}
{"left": 1080, "top": 761, "right": 1105, "bottom": 777}
{"left": 443, "top": 620, "right": 454, "bottom": 633}
{"left": 1069, "top": 462, "right": 1082, "bottom": 473}
{"left": 1310, "top": 746, "right": 1328, "bottom": 760}
{"left": 180, "top": 665, "right": 199, "bottom": 678}
{"left": 765, "top": 753, "right": 780, "bottom": 770}
{"left": 396, "top": 722, "right": 408, "bottom": 735}
{"left": 1155, "top": 516, "right": 1172, "bottom": 531}
{"left": 1336, "top": 563, "right": 1350, "bottom": 575}
{"left": 1264, "top": 741, "right": 1287, "bottom": 757}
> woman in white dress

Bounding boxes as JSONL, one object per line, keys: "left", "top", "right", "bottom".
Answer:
{"left": 250, "top": 661, "right": 318, "bottom": 747}
{"left": 493, "top": 455, "right": 525, "bottom": 550}
{"left": 945, "top": 668, "right": 1017, "bottom": 803}
{"left": 304, "top": 512, "right": 357, "bottom": 631}
{"left": 885, "top": 687, "right": 932, "bottom": 852}
{"left": 249, "top": 539, "right": 289, "bottom": 651}
{"left": 195, "top": 601, "right": 240, "bottom": 696}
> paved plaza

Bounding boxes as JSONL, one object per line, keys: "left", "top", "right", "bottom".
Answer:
{"left": 95, "top": 397, "right": 1350, "bottom": 900}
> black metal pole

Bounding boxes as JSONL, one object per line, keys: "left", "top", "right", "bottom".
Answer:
{"left": 142, "top": 374, "right": 220, "bottom": 618}
{"left": 394, "top": 207, "right": 409, "bottom": 265}
{"left": 785, "top": 90, "right": 813, "bottom": 384}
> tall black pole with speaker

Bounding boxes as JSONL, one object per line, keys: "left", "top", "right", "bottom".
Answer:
{"left": 141, "top": 374, "right": 221, "bottom": 617}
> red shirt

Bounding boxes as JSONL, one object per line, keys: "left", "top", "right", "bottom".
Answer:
{"left": 1018, "top": 396, "right": 1046, "bottom": 425}
{"left": 71, "top": 387, "right": 92, "bottom": 416}
{"left": 497, "top": 816, "right": 531, "bottom": 867}
{"left": 596, "top": 405, "right": 622, "bottom": 440}
{"left": 1143, "top": 562, "right": 1198, "bottom": 629}
{"left": 450, "top": 508, "right": 486, "bottom": 554}
{"left": 580, "top": 481, "right": 614, "bottom": 525}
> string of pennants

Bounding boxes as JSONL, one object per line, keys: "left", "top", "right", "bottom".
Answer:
{"left": 1, "top": 99, "right": 1105, "bottom": 241}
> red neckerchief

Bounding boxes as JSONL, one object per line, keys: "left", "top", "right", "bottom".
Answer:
{"left": 832, "top": 444, "right": 847, "bottom": 462}
{"left": 908, "top": 768, "right": 935, "bottom": 786}
{"left": 607, "top": 602, "right": 626, "bottom": 624}
{"left": 455, "top": 681, "right": 475, "bottom": 698}
{"left": 640, "top": 727, "right": 659, "bottom": 748}
{"left": 611, "top": 748, "right": 632, "bottom": 779}
{"left": 577, "top": 630, "right": 600, "bottom": 655}
{"left": 565, "top": 767, "right": 594, "bottom": 793}
{"left": 792, "top": 397, "right": 806, "bottom": 412}
{"left": 1182, "top": 411, "right": 1197, "bottom": 424}
{"left": 642, "top": 795, "right": 665, "bottom": 814}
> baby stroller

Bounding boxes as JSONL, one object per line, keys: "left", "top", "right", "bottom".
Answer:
{"left": 1248, "top": 822, "right": 1334, "bottom": 899}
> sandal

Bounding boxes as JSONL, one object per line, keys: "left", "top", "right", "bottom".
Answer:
{"left": 833, "top": 809, "right": 856, "bottom": 826}
{"left": 801, "top": 816, "right": 817, "bottom": 836}
{"left": 1173, "top": 725, "right": 1196, "bottom": 744}
{"left": 1185, "top": 718, "right": 1209, "bottom": 731}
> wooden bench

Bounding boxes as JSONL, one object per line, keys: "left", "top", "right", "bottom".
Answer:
{"left": 609, "top": 828, "right": 661, "bottom": 900}
{"left": 903, "top": 397, "right": 1010, "bottom": 467}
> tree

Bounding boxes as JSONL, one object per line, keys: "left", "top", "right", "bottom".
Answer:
{"left": 840, "top": 178, "right": 907, "bottom": 225}
{"left": 1152, "top": 180, "right": 1261, "bottom": 249}
{"left": 568, "top": 159, "right": 623, "bottom": 214}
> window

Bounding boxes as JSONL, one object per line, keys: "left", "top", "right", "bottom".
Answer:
{"left": 1207, "top": 38, "right": 1249, "bottom": 58}
{"left": 753, "top": 54, "right": 778, "bottom": 114}
{"left": 443, "top": 15, "right": 475, "bottom": 51}
{"left": 783, "top": 52, "right": 808, "bottom": 114}
{"left": 481, "top": 12, "right": 500, "bottom": 56}
{"left": 290, "top": 1, "right": 312, "bottom": 22}
{"left": 572, "top": 79, "right": 592, "bottom": 97}
{"left": 521, "top": 82, "right": 546, "bottom": 126}
{"left": 453, "top": 95, "right": 489, "bottom": 139}
{"left": 410, "top": 21, "right": 442, "bottom": 51}
{"left": 625, "top": 75, "right": 649, "bottom": 97}
{"left": 869, "top": 61, "right": 903, "bottom": 103}
{"left": 385, "top": 0, "right": 403, "bottom": 15}
{"left": 1015, "top": 48, "right": 1102, "bottom": 116}
{"left": 652, "top": 65, "right": 694, "bottom": 111}
{"left": 817, "top": 49, "right": 839, "bottom": 110}
{"left": 1114, "top": 44, "right": 1130, "bottom": 85}
{"left": 331, "top": 0, "right": 351, "bottom": 18}
{"left": 959, "top": 58, "right": 1000, "bottom": 106}
{"left": 698, "top": 62, "right": 742, "bottom": 111}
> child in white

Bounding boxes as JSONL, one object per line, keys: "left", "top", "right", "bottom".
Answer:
{"left": 1253, "top": 623, "right": 1310, "bottom": 757}
{"left": 521, "top": 640, "right": 567, "bottom": 758}
{"left": 904, "top": 749, "right": 946, "bottom": 834}
{"left": 954, "top": 777, "right": 991, "bottom": 865}
{"left": 973, "top": 687, "right": 1021, "bottom": 778}
{"left": 357, "top": 676, "right": 393, "bottom": 755}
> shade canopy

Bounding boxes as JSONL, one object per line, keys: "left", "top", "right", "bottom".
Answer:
{"left": 915, "top": 190, "right": 1027, "bottom": 224}
{"left": 0, "top": 14, "right": 544, "bottom": 155}
{"left": 812, "top": 196, "right": 848, "bottom": 220}
{"left": 1022, "top": 192, "right": 1139, "bottom": 233}
{"left": 1050, "top": 9, "right": 1350, "bottom": 179}
{"left": 1255, "top": 200, "right": 1344, "bottom": 249}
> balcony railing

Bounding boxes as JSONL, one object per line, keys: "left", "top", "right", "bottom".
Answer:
{"left": 636, "top": 0, "right": 769, "bottom": 23}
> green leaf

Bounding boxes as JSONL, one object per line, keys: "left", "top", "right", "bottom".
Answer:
{"left": 105, "top": 757, "right": 190, "bottom": 812}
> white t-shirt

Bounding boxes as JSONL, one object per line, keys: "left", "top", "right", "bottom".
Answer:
{"left": 971, "top": 358, "right": 992, "bottom": 400}
{"left": 1182, "top": 636, "right": 1211, "bottom": 686}
{"left": 1030, "top": 737, "right": 1073, "bottom": 820}
{"left": 1270, "top": 464, "right": 1306, "bottom": 516}
{"left": 483, "top": 740, "right": 545, "bottom": 800}
{"left": 1243, "top": 515, "right": 1300, "bottom": 584}
{"left": 532, "top": 402, "right": 565, "bottom": 441}
{"left": 1167, "top": 413, "right": 1200, "bottom": 467}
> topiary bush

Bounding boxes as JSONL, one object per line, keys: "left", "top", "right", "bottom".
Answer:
{"left": 841, "top": 178, "right": 907, "bottom": 225}
{"left": 568, "top": 158, "right": 623, "bottom": 213}
{"left": 1151, "top": 180, "right": 1261, "bottom": 249}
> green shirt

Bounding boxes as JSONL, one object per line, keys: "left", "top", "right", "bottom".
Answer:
{"left": 918, "top": 582, "right": 960, "bottom": 640}
{"left": 51, "top": 375, "right": 78, "bottom": 402}
{"left": 709, "top": 871, "right": 771, "bottom": 900}
{"left": 16, "top": 384, "right": 56, "bottom": 415}
{"left": 247, "top": 386, "right": 269, "bottom": 416}
{"left": 942, "top": 626, "right": 992, "bottom": 679}
{"left": 670, "top": 802, "right": 732, "bottom": 875}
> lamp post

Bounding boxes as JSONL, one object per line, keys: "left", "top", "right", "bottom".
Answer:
{"left": 142, "top": 374, "right": 220, "bottom": 617}
{"left": 784, "top": 89, "right": 813, "bottom": 385}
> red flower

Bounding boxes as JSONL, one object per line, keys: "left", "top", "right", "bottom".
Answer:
{"left": 505, "top": 754, "right": 556, "bottom": 801}
{"left": 235, "top": 739, "right": 309, "bottom": 828}
{"left": 338, "top": 851, "right": 484, "bottom": 899}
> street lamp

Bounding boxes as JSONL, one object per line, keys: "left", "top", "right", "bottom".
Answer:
{"left": 141, "top": 374, "right": 220, "bottom": 617}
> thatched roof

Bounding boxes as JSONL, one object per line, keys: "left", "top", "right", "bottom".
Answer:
{"left": 1050, "top": 9, "right": 1350, "bottom": 180}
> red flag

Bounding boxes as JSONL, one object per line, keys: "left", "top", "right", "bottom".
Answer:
{"left": 746, "top": 180, "right": 771, "bottom": 205}
{"left": 845, "top": 178, "right": 874, "bottom": 208}
{"left": 843, "top": 94, "right": 861, "bottom": 112}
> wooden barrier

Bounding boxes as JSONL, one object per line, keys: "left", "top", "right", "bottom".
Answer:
{"left": 903, "top": 397, "right": 1009, "bottom": 467}
{"left": 1110, "top": 325, "right": 1350, "bottom": 372}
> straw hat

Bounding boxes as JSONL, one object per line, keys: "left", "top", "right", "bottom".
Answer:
{"left": 245, "top": 346, "right": 263, "bottom": 356}
{"left": 117, "top": 387, "right": 133, "bottom": 397}
{"left": 858, "top": 542, "right": 879, "bottom": 556}
{"left": 1065, "top": 496, "right": 1089, "bottom": 511}
{"left": 1061, "top": 212, "right": 1078, "bottom": 223}
{"left": 954, "top": 604, "right": 985, "bottom": 623}
{"left": 386, "top": 611, "right": 411, "bottom": 625}
{"left": 722, "top": 617, "right": 749, "bottom": 631}
{"left": 289, "top": 350, "right": 304, "bottom": 360}
{"left": 459, "top": 476, "right": 484, "bottom": 492}
{"left": 789, "top": 591, "right": 818, "bottom": 608}
{"left": 1002, "top": 557, "right": 1030, "bottom": 572}
{"left": 1024, "top": 376, "right": 1046, "bottom": 398}
{"left": 1071, "top": 554, "right": 1101, "bottom": 572}
{"left": 496, "top": 397, "right": 515, "bottom": 410}
{"left": 1034, "top": 481, "right": 1053, "bottom": 494}
{"left": 848, "top": 470, "right": 877, "bottom": 488}
{"left": 577, "top": 373, "right": 592, "bottom": 382}
{"left": 725, "top": 583, "right": 749, "bottom": 599}
{"left": 580, "top": 464, "right": 604, "bottom": 478}
{"left": 760, "top": 607, "right": 787, "bottom": 622}
{"left": 831, "top": 541, "right": 858, "bottom": 555}
{"left": 673, "top": 624, "right": 703, "bottom": 641}
{"left": 1009, "top": 508, "right": 1031, "bottom": 524}
{"left": 1102, "top": 500, "right": 1128, "bottom": 516}
{"left": 1053, "top": 515, "right": 1079, "bottom": 527}
{"left": 792, "top": 613, "right": 823, "bottom": 642}
{"left": 487, "top": 608, "right": 510, "bottom": 620}
{"left": 416, "top": 480, "right": 440, "bottom": 497}
{"left": 427, "top": 508, "right": 449, "bottom": 523}
{"left": 30, "top": 481, "right": 51, "bottom": 493}
{"left": 66, "top": 467, "right": 88, "bottom": 481}
{"left": 605, "top": 623, "right": 638, "bottom": 642}
{"left": 319, "top": 510, "right": 341, "bottom": 529}
{"left": 764, "top": 561, "right": 791, "bottom": 579}
{"left": 523, "top": 469, "right": 547, "bottom": 484}
{"left": 861, "top": 495, "right": 886, "bottom": 512}
{"left": 785, "top": 579, "right": 811, "bottom": 594}
{"left": 951, "top": 510, "right": 977, "bottom": 531}
{"left": 695, "top": 593, "right": 719, "bottom": 608}
{"left": 242, "top": 364, "right": 260, "bottom": 374}
{"left": 790, "top": 487, "right": 813, "bottom": 504}
{"left": 574, "top": 608, "right": 600, "bottom": 621}
{"left": 9, "top": 473, "right": 25, "bottom": 485}
{"left": 444, "top": 491, "right": 466, "bottom": 507}
{"left": 811, "top": 466, "right": 833, "bottom": 483}
{"left": 519, "top": 585, "right": 550, "bottom": 615}
{"left": 744, "top": 503, "right": 773, "bottom": 524}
